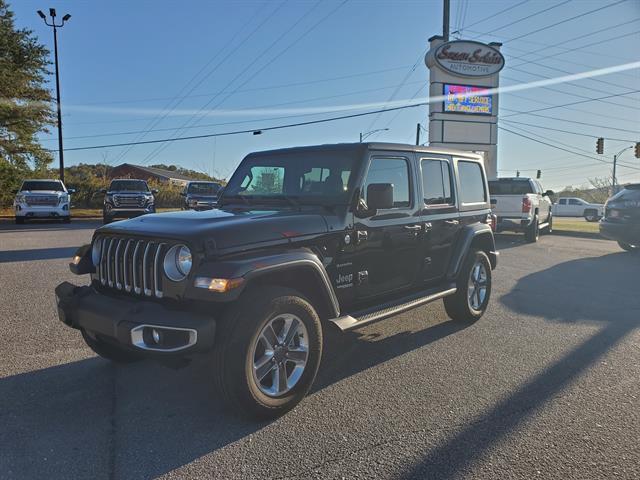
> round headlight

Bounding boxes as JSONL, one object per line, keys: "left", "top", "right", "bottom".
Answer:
{"left": 164, "top": 245, "right": 192, "bottom": 281}
{"left": 91, "top": 239, "right": 102, "bottom": 266}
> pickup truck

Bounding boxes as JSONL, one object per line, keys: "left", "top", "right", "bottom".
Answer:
{"left": 552, "top": 197, "right": 603, "bottom": 222}
{"left": 488, "top": 177, "right": 554, "bottom": 242}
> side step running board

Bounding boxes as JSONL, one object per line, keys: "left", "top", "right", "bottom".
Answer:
{"left": 330, "top": 285, "right": 457, "bottom": 331}
{"left": 539, "top": 222, "right": 549, "bottom": 229}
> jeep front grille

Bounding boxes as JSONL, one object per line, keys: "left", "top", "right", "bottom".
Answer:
{"left": 113, "top": 194, "right": 146, "bottom": 207}
{"left": 96, "top": 236, "right": 166, "bottom": 298}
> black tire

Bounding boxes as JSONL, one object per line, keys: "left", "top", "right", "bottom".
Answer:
{"left": 584, "top": 209, "right": 599, "bottom": 222}
{"left": 103, "top": 213, "right": 112, "bottom": 224}
{"left": 15, "top": 216, "right": 25, "bottom": 225}
{"left": 81, "top": 330, "right": 142, "bottom": 364}
{"left": 444, "top": 250, "right": 492, "bottom": 323}
{"left": 525, "top": 214, "right": 540, "bottom": 243}
{"left": 618, "top": 241, "right": 639, "bottom": 253}
{"left": 63, "top": 216, "right": 71, "bottom": 224}
{"left": 213, "top": 287, "right": 323, "bottom": 419}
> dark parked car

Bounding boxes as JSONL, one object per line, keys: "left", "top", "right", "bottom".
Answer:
{"left": 600, "top": 183, "right": 640, "bottom": 252}
{"left": 101, "top": 179, "right": 158, "bottom": 224}
{"left": 181, "top": 181, "right": 222, "bottom": 210}
{"left": 56, "top": 143, "right": 498, "bottom": 419}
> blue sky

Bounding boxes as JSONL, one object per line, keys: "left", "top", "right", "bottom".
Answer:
{"left": 10, "top": 0, "right": 640, "bottom": 190}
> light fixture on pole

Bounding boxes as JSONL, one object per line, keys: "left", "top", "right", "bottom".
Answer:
{"left": 359, "top": 128, "right": 389, "bottom": 143}
{"left": 37, "top": 8, "right": 71, "bottom": 182}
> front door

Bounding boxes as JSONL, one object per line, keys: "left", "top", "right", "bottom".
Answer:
{"left": 418, "top": 157, "right": 461, "bottom": 282}
{"left": 353, "top": 154, "right": 423, "bottom": 300}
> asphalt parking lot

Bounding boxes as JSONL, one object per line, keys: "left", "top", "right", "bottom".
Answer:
{"left": 0, "top": 219, "right": 638, "bottom": 480}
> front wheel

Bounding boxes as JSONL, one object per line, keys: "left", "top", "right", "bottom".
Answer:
{"left": 618, "top": 241, "right": 639, "bottom": 253}
{"left": 525, "top": 215, "right": 539, "bottom": 243}
{"left": 213, "top": 287, "right": 323, "bottom": 419}
{"left": 444, "top": 250, "right": 492, "bottom": 323}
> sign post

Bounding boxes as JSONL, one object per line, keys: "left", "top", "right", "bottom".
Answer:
{"left": 425, "top": 38, "right": 504, "bottom": 179}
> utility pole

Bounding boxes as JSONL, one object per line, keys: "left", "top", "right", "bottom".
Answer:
{"left": 359, "top": 128, "right": 389, "bottom": 143}
{"left": 416, "top": 123, "right": 421, "bottom": 146}
{"left": 37, "top": 9, "right": 71, "bottom": 182}
{"left": 443, "top": 0, "right": 450, "bottom": 41}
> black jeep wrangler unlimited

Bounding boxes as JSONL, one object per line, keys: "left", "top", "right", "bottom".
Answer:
{"left": 56, "top": 143, "right": 498, "bottom": 419}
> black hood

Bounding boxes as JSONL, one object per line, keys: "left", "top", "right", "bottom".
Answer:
{"left": 97, "top": 207, "right": 329, "bottom": 252}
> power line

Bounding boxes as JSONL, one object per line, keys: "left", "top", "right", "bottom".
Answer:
{"left": 49, "top": 102, "right": 428, "bottom": 153}
{"left": 462, "top": 0, "right": 531, "bottom": 32}
{"left": 498, "top": 126, "right": 640, "bottom": 172}
{"left": 140, "top": 0, "right": 347, "bottom": 165}
{"left": 482, "top": 0, "right": 572, "bottom": 35}
{"left": 504, "top": 0, "right": 629, "bottom": 43}
{"left": 114, "top": 1, "right": 287, "bottom": 164}
{"left": 499, "top": 119, "right": 637, "bottom": 143}
{"left": 500, "top": 108, "right": 640, "bottom": 134}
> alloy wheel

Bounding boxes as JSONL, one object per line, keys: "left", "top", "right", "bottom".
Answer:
{"left": 467, "top": 261, "right": 488, "bottom": 311}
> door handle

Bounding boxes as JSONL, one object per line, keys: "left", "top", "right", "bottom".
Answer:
{"left": 404, "top": 224, "right": 422, "bottom": 231}
{"left": 444, "top": 219, "right": 459, "bottom": 226}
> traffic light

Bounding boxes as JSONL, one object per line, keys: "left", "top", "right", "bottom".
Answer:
{"left": 596, "top": 137, "right": 604, "bottom": 154}
{"left": 635, "top": 142, "right": 640, "bottom": 159}
{"left": 536, "top": 169, "right": 542, "bottom": 179}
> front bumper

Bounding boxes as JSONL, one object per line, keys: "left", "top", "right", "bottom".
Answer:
{"left": 599, "top": 220, "right": 640, "bottom": 245}
{"left": 15, "top": 203, "right": 70, "bottom": 218}
{"left": 55, "top": 282, "right": 216, "bottom": 356}
{"left": 105, "top": 206, "right": 155, "bottom": 218}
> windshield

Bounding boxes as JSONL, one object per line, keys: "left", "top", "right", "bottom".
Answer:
{"left": 109, "top": 180, "right": 149, "bottom": 192}
{"left": 21, "top": 181, "right": 65, "bottom": 192}
{"left": 187, "top": 182, "right": 221, "bottom": 195}
{"left": 489, "top": 179, "right": 534, "bottom": 195}
{"left": 222, "top": 151, "right": 357, "bottom": 205}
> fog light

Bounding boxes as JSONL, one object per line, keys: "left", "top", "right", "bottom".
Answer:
{"left": 72, "top": 255, "right": 82, "bottom": 265}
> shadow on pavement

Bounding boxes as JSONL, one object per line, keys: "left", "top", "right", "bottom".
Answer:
{"left": 0, "top": 312, "right": 468, "bottom": 478}
{"left": 0, "top": 219, "right": 100, "bottom": 233}
{"left": 0, "top": 246, "right": 78, "bottom": 263}
{"left": 400, "top": 252, "right": 640, "bottom": 479}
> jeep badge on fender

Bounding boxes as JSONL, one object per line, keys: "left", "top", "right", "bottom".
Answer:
{"left": 56, "top": 142, "right": 498, "bottom": 419}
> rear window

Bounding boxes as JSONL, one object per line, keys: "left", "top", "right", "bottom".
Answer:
{"left": 21, "top": 181, "right": 65, "bottom": 192}
{"left": 488, "top": 179, "right": 534, "bottom": 195}
{"left": 458, "top": 161, "right": 486, "bottom": 204}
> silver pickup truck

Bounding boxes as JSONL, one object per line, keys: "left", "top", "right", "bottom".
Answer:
{"left": 489, "top": 177, "right": 554, "bottom": 242}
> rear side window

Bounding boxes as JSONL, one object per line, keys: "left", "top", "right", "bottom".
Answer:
{"left": 458, "top": 161, "right": 486, "bottom": 204}
{"left": 421, "top": 159, "right": 453, "bottom": 205}
{"left": 364, "top": 157, "right": 411, "bottom": 208}
{"left": 559, "top": 199, "right": 567, "bottom": 205}
{"left": 488, "top": 179, "right": 535, "bottom": 195}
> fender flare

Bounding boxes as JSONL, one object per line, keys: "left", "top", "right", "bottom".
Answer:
{"left": 447, "top": 224, "right": 497, "bottom": 279}
{"left": 191, "top": 249, "right": 340, "bottom": 317}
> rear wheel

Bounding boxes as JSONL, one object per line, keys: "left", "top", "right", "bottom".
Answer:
{"left": 213, "top": 287, "right": 323, "bottom": 419}
{"left": 525, "top": 215, "right": 539, "bottom": 242}
{"left": 444, "top": 250, "right": 492, "bottom": 323}
{"left": 584, "top": 209, "right": 600, "bottom": 222}
{"left": 82, "top": 330, "right": 142, "bottom": 363}
{"left": 618, "top": 241, "right": 639, "bottom": 252}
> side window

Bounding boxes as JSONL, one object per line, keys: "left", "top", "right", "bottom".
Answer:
{"left": 559, "top": 199, "right": 567, "bottom": 205}
{"left": 421, "top": 159, "right": 453, "bottom": 206}
{"left": 363, "top": 157, "right": 411, "bottom": 208}
{"left": 457, "top": 161, "right": 486, "bottom": 204}
{"left": 568, "top": 199, "right": 581, "bottom": 205}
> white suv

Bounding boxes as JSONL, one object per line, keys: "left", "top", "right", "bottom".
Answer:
{"left": 13, "top": 179, "right": 74, "bottom": 224}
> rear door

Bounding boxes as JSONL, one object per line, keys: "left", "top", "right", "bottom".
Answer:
{"left": 352, "top": 153, "right": 423, "bottom": 300}
{"left": 568, "top": 198, "right": 583, "bottom": 216}
{"left": 556, "top": 198, "right": 568, "bottom": 216}
{"left": 418, "top": 156, "right": 460, "bottom": 282}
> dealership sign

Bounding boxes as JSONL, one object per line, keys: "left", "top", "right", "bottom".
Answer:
{"left": 432, "top": 40, "right": 504, "bottom": 77}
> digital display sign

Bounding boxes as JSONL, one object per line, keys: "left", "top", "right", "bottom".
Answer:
{"left": 443, "top": 84, "right": 493, "bottom": 115}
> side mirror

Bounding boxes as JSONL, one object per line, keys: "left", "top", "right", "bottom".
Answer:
{"left": 545, "top": 190, "right": 554, "bottom": 197}
{"left": 67, "top": 188, "right": 76, "bottom": 194}
{"left": 151, "top": 189, "right": 159, "bottom": 194}
{"left": 366, "top": 183, "right": 394, "bottom": 210}
{"left": 99, "top": 188, "right": 107, "bottom": 194}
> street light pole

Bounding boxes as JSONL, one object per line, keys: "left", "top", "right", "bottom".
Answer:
{"left": 37, "top": 9, "right": 71, "bottom": 182}
{"left": 612, "top": 145, "right": 634, "bottom": 194}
